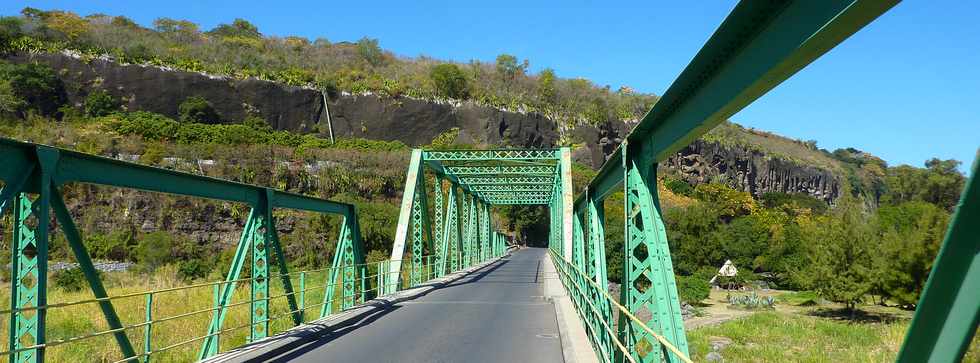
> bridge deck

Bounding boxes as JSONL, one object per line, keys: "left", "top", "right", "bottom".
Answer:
{"left": 255, "top": 248, "right": 564, "bottom": 362}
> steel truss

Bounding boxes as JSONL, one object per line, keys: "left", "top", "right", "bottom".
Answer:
{"left": 548, "top": 2, "right": 910, "bottom": 363}
{"left": 0, "top": 138, "right": 366, "bottom": 362}
{"left": 459, "top": 176, "right": 555, "bottom": 185}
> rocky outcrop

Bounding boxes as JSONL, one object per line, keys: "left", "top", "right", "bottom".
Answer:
{"left": 5, "top": 51, "right": 842, "bottom": 203}
{"left": 662, "top": 140, "right": 841, "bottom": 202}
{"left": 5, "top": 52, "right": 564, "bottom": 150}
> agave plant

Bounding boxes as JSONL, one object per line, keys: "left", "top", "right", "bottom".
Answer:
{"left": 727, "top": 291, "right": 776, "bottom": 310}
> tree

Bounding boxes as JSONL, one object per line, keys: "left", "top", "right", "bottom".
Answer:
{"left": 43, "top": 11, "right": 90, "bottom": 40}
{"left": 207, "top": 18, "right": 261, "bottom": 38}
{"left": 693, "top": 183, "right": 757, "bottom": 219}
{"left": 799, "top": 198, "right": 875, "bottom": 315}
{"left": 881, "top": 159, "right": 965, "bottom": 210}
{"left": 178, "top": 96, "right": 221, "bottom": 124}
{"left": 83, "top": 89, "right": 119, "bottom": 117}
{"left": 495, "top": 54, "right": 527, "bottom": 79}
{"left": 665, "top": 204, "right": 725, "bottom": 275}
{"left": 153, "top": 17, "right": 200, "bottom": 43}
{"left": 430, "top": 64, "right": 469, "bottom": 99}
{"left": 0, "top": 79, "right": 24, "bottom": 115}
{"left": 356, "top": 37, "right": 385, "bottom": 67}
{"left": 873, "top": 201, "right": 948, "bottom": 307}
{"left": 922, "top": 158, "right": 965, "bottom": 210}
{"left": 0, "top": 61, "right": 67, "bottom": 117}
{"left": 538, "top": 68, "right": 556, "bottom": 103}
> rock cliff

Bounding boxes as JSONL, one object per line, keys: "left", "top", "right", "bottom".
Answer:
{"left": 5, "top": 51, "right": 842, "bottom": 203}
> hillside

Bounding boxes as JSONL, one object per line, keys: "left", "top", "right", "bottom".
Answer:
{"left": 1, "top": 7, "right": 897, "bottom": 204}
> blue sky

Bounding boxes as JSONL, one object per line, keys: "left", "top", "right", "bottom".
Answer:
{"left": 5, "top": 1, "right": 978, "bottom": 172}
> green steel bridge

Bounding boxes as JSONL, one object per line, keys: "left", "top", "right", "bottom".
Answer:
{"left": 0, "top": 1, "right": 977, "bottom": 362}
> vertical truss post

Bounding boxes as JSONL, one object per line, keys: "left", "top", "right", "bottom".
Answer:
{"left": 322, "top": 205, "right": 366, "bottom": 316}
{"left": 439, "top": 182, "right": 458, "bottom": 276}
{"left": 588, "top": 193, "right": 614, "bottom": 361}
{"left": 249, "top": 212, "right": 269, "bottom": 342}
{"left": 480, "top": 201, "right": 489, "bottom": 262}
{"left": 323, "top": 215, "right": 351, "bottom": 317}
{"left": 8, "top": 147, "right": 57, "bottom": 363}
{"left": 470, "top": 197, "right": 479, "bottom": 265}
{"left": 50, "top": 187, "right": 137, "bottom": 360}
{"left": 432, "top": 176, "right": 445, "bottom": 277}
{"left": 560, "top": 147, "right": 574, "bottom": 262}
{"left": 199, "top": 209, "right": 260, "bottom": 359}
{"left": 460, "top": 193, "right": 470, "bottom": 268}
{"left": 410, "top": 168, "right": 433, "bottom": 287}
{"left": 263, "top": 190, "right": 302, "bottom": 326}
{"left": 897, "top": 158, "right": 979, "bottom": 363}
{"left": 389, "top": 149, "right": 424, "bottom": 292}
{"left": 9, "top": 193, "right": 44, "bottom": 363}
{"left": 571, "top": 211, "right": 587, "bottom": 316}
{"left": 617, "top": 146, "right": 688, "bottom": 363}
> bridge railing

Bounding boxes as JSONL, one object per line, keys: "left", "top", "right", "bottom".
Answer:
{"left": 0, "top": 253, "right": 463, "bottom": 362}
{"left": 549, "top": 250, "right": 692, "bottom": 363}
{"left": 544, "top": 1, "right": 902, "bottom": 362}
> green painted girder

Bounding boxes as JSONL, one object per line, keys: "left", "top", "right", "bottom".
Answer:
{"left": 486, "top": 199, "right": 551, "bottom": 205}
{"left": 0, "top": 137, "right": 350, "bottom": 215}
{"left": 897, "top": 155, "right": 980, "bottom": 363}
{"left": 422, "top": 149, "right": 559, "bottom": 161}
{"left": 572, "top": 0, "right": 899, "bottom": 206}
{"left": 0, "top": 138, "right": 356, "bottom": 362}
{"left": 388, "top": 150, "right": 424, "bottom": 290}
{"left": 458, "top": 176, "right": 555, "bottom": 185}
{"left": 481, "top": 191, "right": 553, "bottom": 198}
{"left": 470, "top": 184, "right": 553, "bottom": 192}
{"left": 445, "top": 165, "right": 555, "bottom": 176}
{"left": 616, "top": 151, "right": 688, "bottom": 363}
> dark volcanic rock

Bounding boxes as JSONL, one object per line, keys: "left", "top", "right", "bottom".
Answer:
{"left": 662, "top": 140, "right": 841, "bottom": 202}
{"left": 7, "top": 52, "right": 324, "bottom": 132}
{"left": 6, "top": 51, "right": 842, "bottom": 203}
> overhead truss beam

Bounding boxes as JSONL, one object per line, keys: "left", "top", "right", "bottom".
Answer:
{"left": 459, "top": 176, "right": 555, "bottom": 185}
{"left": 422, "top": 149, "right": 559, "bottom": 161}
{"left": 445, "top": 165, "right": 555, "bottom": 176}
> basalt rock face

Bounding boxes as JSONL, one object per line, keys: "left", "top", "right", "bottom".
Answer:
{"left": 7, "top": 51, "right": 843, "bottom": 203}
{"left": 662, "top": 140, "right": 842, "bottom": 202}
{"left": 5, "top": 51, "right": 565, "bottom": 151}
{"left": 324, "top": 93, "right": 560, "bottom": 148}
{"left": 7, "top": 52, "right": 326, "bottom": 132}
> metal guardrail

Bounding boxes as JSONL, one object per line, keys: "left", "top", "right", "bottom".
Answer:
{"left": 549, "top": 250, "right": 692, "bottom": 363}
{"left": 0, "top": 250, "right": 504, "bottom": 362}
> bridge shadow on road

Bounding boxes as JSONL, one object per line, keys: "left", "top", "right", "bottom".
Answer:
{"left": 235, "top": 258, "right": 512, "bottom": 362}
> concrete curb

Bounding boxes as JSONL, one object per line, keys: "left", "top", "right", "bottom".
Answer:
{"left": 203, "top": 254, "right": 511, "bottom": 363}
{"left": 542, "top": 254, "right": 599, "bottom": 363}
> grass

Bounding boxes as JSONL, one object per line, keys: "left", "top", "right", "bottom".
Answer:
{"left": 0, "top": 260, "right": 419, "bottom": 362}
{"left": 687, "top": 311, "right": 980, "bottom": 363}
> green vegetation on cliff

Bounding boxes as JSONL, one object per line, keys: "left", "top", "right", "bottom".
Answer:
{"left": 0, "top": 7, "right": 657, "bottom": 129}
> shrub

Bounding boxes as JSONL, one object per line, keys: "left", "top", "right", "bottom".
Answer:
{"left": 53, "top": 267, "right": 93, "bottom": 292}
{"left": 178, "top": 96, "right": 221, "bottom": 124}
{"left": 136, "top": 231, "right": 174, "bottom": 271}
{"left": 243, "top": 115, "right": 272, "bottom": 131}
{"left": 177, "top": 258, "right": 211, "bottom": 281}
{"left": 356, "top": 37, "right": 385, "bottom": 66}
{"left": 664, "top": 178, "right": 694, "bottom": 196}
{"left": 0, "top": 79, "right": 24, "bottom": 114}
{"left": 430, "top": 64, "right": 469, "bottom": 99}
{"left": 207, "top": 18, "right": 261, "bottom": 39}
{"left": 83, "top": 89, "right": 119, "bottom": 117}
{"left": 0, "top": 61, "right": 67, "bottom": 117}
{"left": 675, "top": 274, "right": 710, "bottom": 304}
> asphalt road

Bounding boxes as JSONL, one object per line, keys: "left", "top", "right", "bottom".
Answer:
{"left": 259, "top": 248, "right": 564, "bottom": 363}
